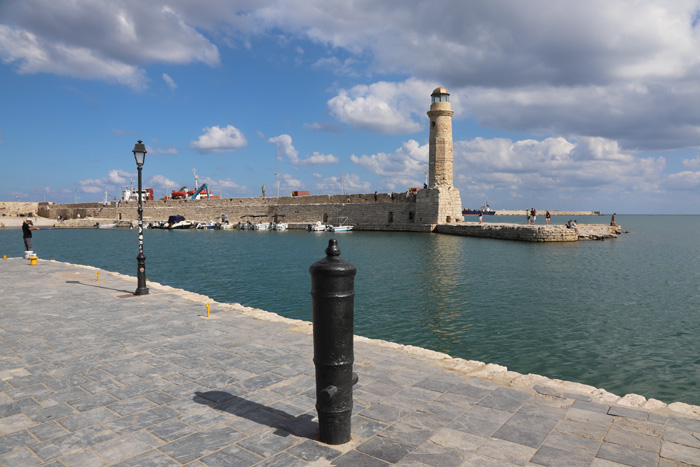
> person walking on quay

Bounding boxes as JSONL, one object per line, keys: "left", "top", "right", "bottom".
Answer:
{"left": 374, "top": 191, "right": 378, "bottom": 201}
{"left": 22, "top": 219, "right": 39, "bottom": 254}
{"left": 478, "top": 209, "right": 483, "bottom": 224}
{"left": 531, "top": 208, "right": 537, "bottom": 224}
{"left": 526, "top": 208, "right": 531, "bottom": 224}
{"left": 545, "top": 210, "right": 551, "bottom": 224}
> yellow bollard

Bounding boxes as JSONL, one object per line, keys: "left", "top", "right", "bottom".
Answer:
{"left": 29, "top": 255, "right": 38, "bottom": 266}
{"left": 2, "top": 255, "right": 6, "bottom": 259}
{"left": 95, "top": 271, "right": 99, "bottom": 281}
{"left": 206, "top": 303, "right": 210, "bottom": 318}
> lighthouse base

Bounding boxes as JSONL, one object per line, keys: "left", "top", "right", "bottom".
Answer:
{"left": 415, "top": 186, "right": 463, "bottom": 225}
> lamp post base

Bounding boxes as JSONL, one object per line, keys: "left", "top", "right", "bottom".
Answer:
{"left": 134, "top": 252, "right": 149, "bottom": 295}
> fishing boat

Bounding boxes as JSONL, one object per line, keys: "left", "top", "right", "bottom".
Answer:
{"left": 463, "top": 201, "right": 496, "bottom": 216}
{"left": 307, "top": 221, "right": 327, "bottom": 232}
{"left": 327, "top": 217, "right": 353, "bottom": 232}
{"left": 272, "top": 223, "right": 288, "bottom": 231}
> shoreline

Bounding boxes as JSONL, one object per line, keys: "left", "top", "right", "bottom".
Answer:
{"left": 25, "top": 257, "right": 700, "bottom": 419}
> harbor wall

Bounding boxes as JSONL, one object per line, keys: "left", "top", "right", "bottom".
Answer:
{"left": 437, "top": 223, "right": 621, "bottom": 242}
{"left": 38, "top": 194, "right": 426, "bottom": 231}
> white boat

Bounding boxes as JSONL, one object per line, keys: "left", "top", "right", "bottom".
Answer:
{"left": 272, "top": 223, "right": 288, "bottom": 231}
{"left": 307, "top": 221, "right": 327, "bottom": 232}
{"left": 95, "top": 223, "right": 117, "bottom": 229}
{"left": 328, "top": 217, "right": 353, "bottom": 232}
{"left": 216, "top": 221, "right": 235, "bottom": 230}
{"left": 196, "top": 221, "right": 216, "bottom": 230}
{"left": 253, "top": 222, "right": 270, "bottom": 231}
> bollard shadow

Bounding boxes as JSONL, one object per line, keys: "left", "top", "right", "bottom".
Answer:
{"left": 193, "top": 391, "right": 318, "bottom": 440}
{"left": 65, "top": 280, "right": 134, "bottom": 295}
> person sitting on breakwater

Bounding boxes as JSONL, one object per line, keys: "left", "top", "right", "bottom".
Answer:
{"left": 572, "top": 220, "right": 579, "bottom": 234}
{"left": 610, "top": 213, "right": 617, "bottom": 226}
{"left": 565, "top": 219, "right": 573, "bottom": 228}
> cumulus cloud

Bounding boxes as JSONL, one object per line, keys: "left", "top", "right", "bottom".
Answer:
{"left": 453, "top": 136, "right": 667, "bottom": 199}
{"left": 190, "top": 125, "right": 247, "bottom": 154}
{"left": 267, "top": 134, "right": 298, "bottom": 162}
{"left": 267, "top": 134, "right": 339, "bottom": 165}
{"left": 328, "top": 79, "right": 444, "bottom": 134}
{"left": 147, "top": 174, "right": 179, "bottom": 190}
{"left": 682, "top": 156, "right": 700, "bottom": 169}
{"left": 314, "top": 174, "right": 370, "bottom": 193}
{"left": 79, "top": 169, "right": 135, "bottom": 194}
{"left": 0, "top": 0, "right": 219, "bottom": 89}
{"left": 351, "top": 139, "right": 428, "bottom": 188}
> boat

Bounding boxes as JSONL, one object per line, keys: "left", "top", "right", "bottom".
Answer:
{"left": 272, "top": 223, "right": 288, "bottom": 231}
{"left": 195, "top": 221, "right": 216, "bottom": 230}
{"left": 237, "top": 221, "right": 254, "bottom": 230}
{"left": 463, "top": 201, "right": 496, "bottom": 216}
{"left": 307, "top": 221, "right": 327, "bottom": 232}
{"left": 327, "top": 217, "right": 353, "bottom": 232}
{"left": 94, "top": 222, "right": 117, "bottom": 229}
{"left": 167, "top": 215, "right": 194, "bottom": 229}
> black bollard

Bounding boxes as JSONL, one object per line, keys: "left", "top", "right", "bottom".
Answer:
{"left": 309, "top": 239, "right": 357, "bottom": 444}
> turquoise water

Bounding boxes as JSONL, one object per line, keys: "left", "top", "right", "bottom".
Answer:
{"left": 1, "top": 215, "right": 699, "bottom": 406}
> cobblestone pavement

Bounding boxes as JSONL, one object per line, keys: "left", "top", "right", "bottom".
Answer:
{"left": 1, "top": 258, "right": 699, "bottom": 466}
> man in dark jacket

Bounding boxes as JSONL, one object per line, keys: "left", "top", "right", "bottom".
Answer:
{"left": 22, "top": 219, "right": 39, "bottom": 253}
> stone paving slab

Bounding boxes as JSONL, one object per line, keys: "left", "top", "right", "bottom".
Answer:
{"left": 1, "top": 258, "right": 699, "bottom": 466}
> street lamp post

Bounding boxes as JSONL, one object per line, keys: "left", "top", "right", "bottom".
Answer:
{"left": 132, "top": 140, "right": 149, "bottom": 296}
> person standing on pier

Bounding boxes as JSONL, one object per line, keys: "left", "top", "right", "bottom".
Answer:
{"left": 478, "top": 209, "right": 483, "bottom": 224}
{"left": 531, "top": 208, "right": 537, "bottom": 224}
{"left": 22, "top": 219, "right": 39, "bottom": 254}
{"left": 526, "top": 208, "right": 531, "bottom": 224}
{"left": 545, "top": 211, "right": 551, "bottom": 224}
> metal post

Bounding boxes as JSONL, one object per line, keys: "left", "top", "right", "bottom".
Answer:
{"left": 134, "top": 163, "right": 149, "bottom": 295}
{"left": 309, "top": 239, "right": 357, "bottom": 444}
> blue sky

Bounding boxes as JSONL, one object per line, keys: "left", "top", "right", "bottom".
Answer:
{"left": 2, "top": 1, "right": 700, "bottom": 214}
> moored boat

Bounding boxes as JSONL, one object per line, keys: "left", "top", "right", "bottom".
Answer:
{"left": 167, "top": 215, "right": 193, "bottom": 229}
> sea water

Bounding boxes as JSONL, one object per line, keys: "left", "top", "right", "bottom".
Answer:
{"left": 1, "top": 215, "right": 698, "bottom": 406}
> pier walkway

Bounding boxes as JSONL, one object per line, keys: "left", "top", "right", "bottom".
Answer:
{"left": 1, "top": 258, "right": 699, "bottom": 466}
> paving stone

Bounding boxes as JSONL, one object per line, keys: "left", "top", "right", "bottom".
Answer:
{"left": 541, "top": 431, "right": 601, "bottom": 456}
{"left": 572, "top": 400, "right": 610, "bottom": 414}
{"left": 608, "top": 405, "right": 649, "bottom": 421}
{"left": 478, "top": 394, "right": 527, "bottom": 413}
{"left": 0, "top": 447, "right": 43, "bottom": 467}
{"left": 668, "top": 416, "right": 700, "bottom": 432}
{"left": 159, "top": 426, "right": 245, "bottom": 464}
{"left": 107, "top": 396, "right": 158, "bottom": 416}
{"left": 30, "top": 425, "right": 118, "bottom": 461}
{"left": 91, "top": 430, "right": 163, "bottom": 464}
{"left": 663, "top": 425, "right": 700, "bottom": 449}
{"left": 28, "top": 422, "right": 69, "bottom": 442}
{"left": 0, "top": 413, "right": 34, "bottom": 434}
{"left": 357, "top": 436, "right": 414, "bottom": 463}
{"left": 660, "top": 441, "right": 700, "bottom": 465}
{"left": 492, "top": 413, "right": 558, "bottom": 449}
{"left": 394, "top": 442, "right": 465, "bottom": 467}
{"left": 605, "top": 427, "right": 662, "bottom": 453}
{"left": 0, "top": 430, "right": 37, "bottom": 456}
{"left": 461, "top": 453, "right": 521, "bottom": 466}
{"left": 531, "top": 445, "right": 595, "bottom": 467}
{"left": 564, "top": 407, "right": 614, "bottom": 428}
{"left": 597, "top": 441, "right": 659, "bottom": 466}
{"left": 554, "top": 418, "right": 609, "bottom": 441}
{"left": 103, "top": 405, "right": 181, "bottom": 435}
{"left": 25, "top": 403, "right": 77, "bottom": 424}
{"left": 58, "top": 407, "right": 118, "bottom": 432}
{"left": 110, "top": 449, "right": 180, "bottom": 467}
{"left": 236, "top": 428, "right": 301, "bottom": 458}
{"left": 59, "top": 448, "right": 108, "bottom": 467}
{"left": 449, "top": 415, "right": 503, "bottom": 438}
{"left": 474, "top": 436, "right": 536, "bottom": 465}
{"left": 331, "top": 449, "right": 391, "bottom": 466}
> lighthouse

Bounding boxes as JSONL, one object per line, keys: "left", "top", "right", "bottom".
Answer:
{"left": 415, "top": 87, "right": 463, "bottom": 225}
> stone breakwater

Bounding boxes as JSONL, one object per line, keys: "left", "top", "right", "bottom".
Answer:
{"left": 437, "top": 223, "right": 622, "bottom": 242}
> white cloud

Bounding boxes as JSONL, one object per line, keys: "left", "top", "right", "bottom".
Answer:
{"left": 267, "top": 134, "right": 298, "bottom": 162}
{"left": 351, "top": 139, "right": 427, "bottom": 188}
{"left": 147, "top": 174, "right": 179, "bottom": 190}
{"left": 0, "top": 1, "right": 219, "bottom": 89}
{"left": 146, "top": 144, "right": 179, "bottom": 155}
{"left": 162, "top": 73, "right": 177, "bottom": 89}
{"left": 328, "top": 79, "right": 441, "bottom": 134}
{"left": 267, "top": 134, "right": 339, "bottom": 165}
{"left": 190, "top": 125, "right": 247, "bottom": 154}
{"left": 682, "top": 156, "right": 700, "bottom": 169}
{"left": 298, "top": 152, "right": 339, "bottom": 166}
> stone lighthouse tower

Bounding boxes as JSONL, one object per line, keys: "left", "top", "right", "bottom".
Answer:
{"left": 415, "top": 87, "right": 463, "bottom": 224}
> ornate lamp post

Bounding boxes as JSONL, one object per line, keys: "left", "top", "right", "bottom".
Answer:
{"left": 132, "top": 140, "right": 149, "bottom": 295}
